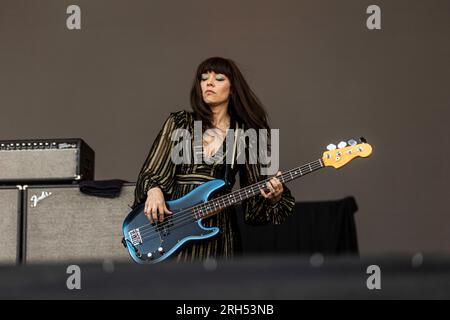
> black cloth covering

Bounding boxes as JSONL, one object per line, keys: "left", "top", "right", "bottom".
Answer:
{"left": 79, "top": 179, "right": 128, "bottom": 198}
{"left": 236, "top": 196, "right": 359, "bottom": 256}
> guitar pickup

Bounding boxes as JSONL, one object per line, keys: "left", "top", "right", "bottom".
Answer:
{"left": 128, "top": 229, "right": 143, "bottom": 246}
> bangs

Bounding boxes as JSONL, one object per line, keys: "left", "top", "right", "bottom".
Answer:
{"left": 197, "top": 57, "right": 233, "bottom": 79}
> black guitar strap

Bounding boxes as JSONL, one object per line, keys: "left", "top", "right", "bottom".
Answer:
{"left": 223, "top": 121, "right": 239, "bottom": 190}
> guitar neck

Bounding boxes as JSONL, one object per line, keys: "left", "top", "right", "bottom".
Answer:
{"left": 193, "top": 158, "right": 324, "bottom": 220}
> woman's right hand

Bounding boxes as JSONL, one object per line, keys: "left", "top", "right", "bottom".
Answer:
{"left": 144, "top": 187, "right": 172, "bottom": 224}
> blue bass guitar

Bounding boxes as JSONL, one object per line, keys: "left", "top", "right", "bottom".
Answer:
{"left": 122, "top": 138, "right": 372, "bottom": 264}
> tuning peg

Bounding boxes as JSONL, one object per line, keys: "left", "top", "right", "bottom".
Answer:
{"left": 348, "top": 139, "right": 357, "bottom": 146}
{"left": 338, "top": 141, "right": 347, "bottom": 149}
{"left": 326, "top": 143, "right": 337, "bottom": 151}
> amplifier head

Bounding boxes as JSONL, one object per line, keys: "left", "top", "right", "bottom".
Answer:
{"left": 0, "top": 138, "right": 94, "bottom": 183}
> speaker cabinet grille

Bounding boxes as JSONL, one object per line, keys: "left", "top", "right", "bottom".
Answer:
{"left": 0, "top": 187, "right": 21, "bottom": 265}
{"left": 0, "top": 150, "right": 78, "bottom": 180}
{"left": 24, "top": 184, "right": 135, "bottom": 263}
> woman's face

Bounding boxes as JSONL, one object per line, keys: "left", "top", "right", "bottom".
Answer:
{"left": 200, "top": 71, "right": 231, "bottom": 107}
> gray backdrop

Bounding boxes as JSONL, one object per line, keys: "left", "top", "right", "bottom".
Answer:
{"left": 1, "top": 0, "right": 449, "bottom": 255}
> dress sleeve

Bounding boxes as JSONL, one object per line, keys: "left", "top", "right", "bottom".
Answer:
{"left": 132, "top": 112, "right": 185, "bottom": 208}
{"left": 239, "top": 160, "right": 296, "bottom": 225}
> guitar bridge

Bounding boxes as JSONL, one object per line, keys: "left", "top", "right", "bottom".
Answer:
{"left": 128, "top": 229, "right": 143, "bottom": 246}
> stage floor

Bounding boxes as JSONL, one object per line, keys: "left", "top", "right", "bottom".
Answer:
{"left": 1, "top": 255, "right": 449, "bottom": 299}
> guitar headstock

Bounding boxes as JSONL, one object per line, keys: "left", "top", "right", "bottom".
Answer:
{"left": 322, "top": 137, "right": 372, "bottom": 169}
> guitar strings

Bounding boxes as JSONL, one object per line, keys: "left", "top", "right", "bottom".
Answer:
{"left": 134, "top": 160, "right": 322, "bottom": 236}
{"left": 136, "top": 164, "right": 324, "bottom": 245}
{"left": 134, "top": 162, "right": 323, "bottom": 243}
{"left": 135, "top": 161, "right": 323, "bottom": 240}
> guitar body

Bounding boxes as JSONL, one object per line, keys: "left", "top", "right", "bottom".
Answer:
{"left": 122, "top": 179, "right": 225, "bottom": 264}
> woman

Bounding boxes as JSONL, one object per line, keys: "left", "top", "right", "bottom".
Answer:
{"left": 132, "top": 57, "right": 295, "bottom": 262}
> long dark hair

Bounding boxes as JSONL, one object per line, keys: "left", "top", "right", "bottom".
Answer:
{"left": 190, "top": 57, "right": 270, "bottom": 131}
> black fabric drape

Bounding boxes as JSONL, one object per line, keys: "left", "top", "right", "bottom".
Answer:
{"left": 236, "top": 196, "right": 359, "bottom": 256}
{"left": 79, "top": 179, "right": 129, "bottom": 198}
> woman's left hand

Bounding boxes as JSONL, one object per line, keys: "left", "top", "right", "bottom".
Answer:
{"left": 260, "top": 171, "right": 284, "bottom": 204}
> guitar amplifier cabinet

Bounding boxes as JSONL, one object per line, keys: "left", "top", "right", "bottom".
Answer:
{"left": 22, "top": 184, "right": 136, "bottom": 264}
{"left": 0, "top": 138, "right": 94, "bottom": 184}
{"left": 0, "top": 186, "right": 22, "bottom": 265}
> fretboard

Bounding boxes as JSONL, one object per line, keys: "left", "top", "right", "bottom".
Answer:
{"left": 192, "top": 159, "right": 324, "bottom": 220}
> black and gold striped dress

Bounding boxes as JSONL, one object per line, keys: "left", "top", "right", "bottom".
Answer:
{"left": 132, "top": 110, "right": 295, "bottom": 262}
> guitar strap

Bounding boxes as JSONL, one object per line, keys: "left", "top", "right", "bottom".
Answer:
{"left": 223, "top": 121, "right": 239, "bottom": 189}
